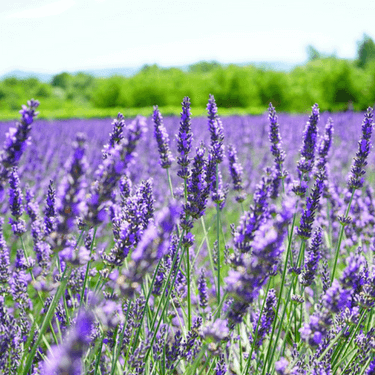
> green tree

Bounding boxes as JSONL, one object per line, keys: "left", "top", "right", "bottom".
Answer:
{"left": 356, "top": 34, "right": 375, "bottom": 68}
{"left": 51, "top": 72, "right": 72, "bottom": 89}
{"left": 188, "top": 61, "right": 221, "bottom": 73}
{"left": 306, "top": 45, "right": 322, "bottom": 61}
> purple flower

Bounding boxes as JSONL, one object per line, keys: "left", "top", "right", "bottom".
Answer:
{"left": 44, "top": 180, "right": 56, "bottom": 235}
{"left": 177, "top": 96, "right": 193, "bottom": 179}
{"left": 24, "top": 185, "right": 39, "bottom": 222}
{"left": 268, "top": 103, "right": 287, "bottom": 198}
{"left": 366, "top": 359, "right": 375, "bottom": 375}
{"left": 211, "top": 170, "right": 228, "bottom": 209}
{"left": 215, "top": 354, "right": 227, "bottom": 375}
{"left": 226, "top": 200, "right": 293, "bottom": 328}
{"left": 181, "top": 316, "right": 202, "bottom": 360}
{"left": 299, "top": 311, "right": 332, "bottom": 346}
{"left": 299, "top": 227, "right": 322, "bottom": 286}
{"left": 275, "top": 357, "right": 289, "bottom": 374}
{"left": 8, "top": 167, "right": 23, "bottom": 219}
{"left": 316, "top": 118, "right": 334, "bottom": 171}
{"left": 166, "top": 330, "right": 182, "bottom": 370}
{"left": 297, "top": 103, "right": 320, "bottom": 176}
{"left": 56, "top": 133, "right": 88, "bottom": 238}
{"left": 105, "top": 179, "right": 154, "bottom": 266}
{"left": 228, "top": 144, "right": 246, "bottom": 203}
{"left": 297, "top": 171, "right": 324, "bottom": 240}
{"left": 323, "top": 279, "right": 351, "bottom": 313}
{"left": 109, "top": 203, "right": 179, "bottom": 298}
{"left": 233, "top": 172, "right": 272, "bottom": 253}
{"left": 85, "top": 119, "right": 146, "bottom": 226}
{"left": 43, "top": 309, "right": 94, "bottom": 375}
{"left": 0, "top": 99, "right": 39, "bottom": 197}
{"left": 207, "top": 94, "right": 225, "bottom": 164}
{"left": 109, "top": 112, "right": 126, "bottom": 148}
{"left": 119, "top": 175, "right": 132, "bottom": 201}
{"left": 198, "top": 268, "right": 208, "bottom": 309}
{"left": 250, "top": 289, "right": 277, "bottom": 347}
{"left": 0, "top": 218, "right": 10, "bottom": 291}
{"left": 347, "top": 107, "right": 373, "bottom": 190}
{"left": 8, "top": 168, "right": 26, "bottom": 236}
{"left": 184, "top": 143, "right": 210, "bottom": 220}
{"left": 60, "top": 246, "right": 90, "bottom": 267}
{"left": 200, "top": 319, "right": 229, "bottom": 342}
{"left": 153, "top": 106, "right": 174, "bottom": 169}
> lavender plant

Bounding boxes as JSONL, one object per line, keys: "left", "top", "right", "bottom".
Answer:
{"left": 0, "top": 99, "right": 374, "bottom": 375}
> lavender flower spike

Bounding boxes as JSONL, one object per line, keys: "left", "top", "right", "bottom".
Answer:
{"left": 0, "top": 218, "right": 10, "bottom": 291}
{"left": 0, "top": 99, "right": 39, "bottom": 185}
{"left": 316, "top": 118, "right": 334, "bottom": 171}
{"left": 299, "top": 227, "right": 322, "bottom": 286}
{"left": 198, "top": 268, "right": 208, "bottom": 309}
{"left": 207, "top": 94, "right": 225, "bottom": 164}
{"left": 102, "top": 112, "right": 126, "bottom": 159}
{"left": 109, "top": 112, "right": 126, "bottom": 148}
{"left": 43, "top": 309, "right": 94, "bottom": 375}
{"left": 184, "top": 142, "right": 210, "bottom": 220}
{"left": 226, "top": 201, "right": 293, "bottom": 328}
{"left": 177, "top": 96, "right": 193, "bottom": 179}
{"left": 268, "top": 103, "right": 286, "bottom": 171}
{"left": 251, "top": 288, "right": 277, "bottom": 347}
{"left": 8, "top": 167, "right": 26, "bottom": 236}
{"left": 297, "top": 171, "right": 324, "bottom": 240}
{"left": 347, "top": 107, "right": 373, "bottom": 190}
{"left": 228, "top": 144, "right": 246, "bottom": 203}
{"left": 297, "top": 103, "right": 320, "bottom": 177}
{"left": 153, "top": 105, "right": 174, "bottom": 169}
{"left": 56, "top": 133, "right": 88, "bottom": 238}
{"left": 269, "top": 103, "right": 287, "bottom": 198}
{"left": 8, "top": 167, "right": 23, "bottom": 219}
{"left": 44, "top": 180, "right": 56, "bottom": 235}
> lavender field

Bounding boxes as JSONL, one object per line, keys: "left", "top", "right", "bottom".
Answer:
{"left": 0, "top": 97, "right": 375, "bottom": 375}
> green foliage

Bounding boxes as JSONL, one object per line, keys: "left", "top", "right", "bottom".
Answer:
{"left": 306, "top": 45, "right": 322, "bottom": 61}
{"left": 188, "top": 60, "right": 221, "bottom": 73}
{"left": 91, "top": 76, "right": 123, "bottom": 108}
{"left": 356, "top": 33, "right": 375, "bottom": 69}
{"left": 3, "top": 44, "right": 375, "bottom": 114}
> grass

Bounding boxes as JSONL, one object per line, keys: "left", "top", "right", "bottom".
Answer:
{"left": 0, "top": 105, "right": 267, "bottom": 121}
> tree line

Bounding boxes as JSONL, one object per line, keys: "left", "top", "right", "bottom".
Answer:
{"left": 1, "top": 34, "right": 375, "bottom": 113}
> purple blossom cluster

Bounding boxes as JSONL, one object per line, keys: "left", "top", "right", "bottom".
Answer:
{"left": 0, "top": 98, "right": 374, "bottom": 374}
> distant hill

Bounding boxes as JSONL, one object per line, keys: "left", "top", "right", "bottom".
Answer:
{"left": 0, "top": 67, "right": 141, "bottom": 83}
{"left": 0, "top": 61, "right": 299, "bottom": 82}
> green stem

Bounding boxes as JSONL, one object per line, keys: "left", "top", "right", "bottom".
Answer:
{"left": 200, "top": 217, "right": 217, "bottom": 292}
{"left": 166, "top": 168, "right": 174, "bottom": 199}
{"left": 131, "top": 259, "right": 162, "bottom": 353}
{"left": 261, "top": 208, "right": 298, "bottom": 374}
{"left": 80, "top": 227, "right": 98, "bottom": 308}
{"left": 331, "top": 188, "right": 355, "bottom": 284}
{"left": 20, "top": 236, "right": 60, "bottom": 345}
{"left": 331, "top": 309, "right": 367, "bottom": 369}
{"left": 183, "top": 178, "right": 192, "bottom": 330}
{"left": 215, "top": 164, "right": 221, "bottom": 306}
{"left": 21, "top": 266, "right": 72, "bottom": 375}
{"left": 243, "top": 277, "right": 272, "bottom": 375}
{"left": 143, "top": 244, "right": 188, "bottom": 365}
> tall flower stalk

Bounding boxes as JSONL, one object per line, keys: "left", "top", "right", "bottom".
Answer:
{"left": 268, "top": 103, "right": 287, "bottom": 198}
{"left": 331, "top": 107, "right": 373, "bottom": 283}
{"left": 0, "top": 99, "right": 39, "bottom": 201}
{"left": 206, "top": 94, "right": 225, "bottom": 305}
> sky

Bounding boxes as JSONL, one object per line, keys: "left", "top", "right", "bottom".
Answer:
{"left": 1, "top": 0, "right": 375, "bottom": 75}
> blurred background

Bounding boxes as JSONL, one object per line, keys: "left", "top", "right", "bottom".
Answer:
{"left": 1, "top": 0, "right": 375, "bottom": 118}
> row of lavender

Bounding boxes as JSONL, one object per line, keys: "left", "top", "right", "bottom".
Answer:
{"left": 0, "top": 97, "right": 374, "bottom": 374}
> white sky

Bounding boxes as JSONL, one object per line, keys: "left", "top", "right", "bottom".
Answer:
{"left": 1, "top": 0, "right": 375, "bottom": 75}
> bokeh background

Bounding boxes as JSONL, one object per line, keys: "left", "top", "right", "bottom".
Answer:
{"left": 1, "top": 0, "right": 375, "bottom": 117}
